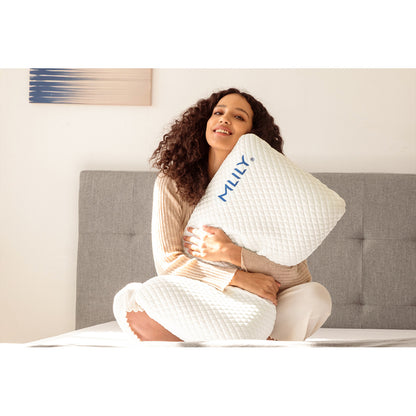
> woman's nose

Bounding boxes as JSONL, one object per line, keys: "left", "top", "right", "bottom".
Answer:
{"left": 220, "top": 114, "right": 230, "bottom": 124}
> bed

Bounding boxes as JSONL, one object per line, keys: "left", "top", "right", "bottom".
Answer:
{"left": 27, "top": 171, "right": 416, "bottom": 348}
{"left": 8, "top": 170, "right": 413, "bottom": 416}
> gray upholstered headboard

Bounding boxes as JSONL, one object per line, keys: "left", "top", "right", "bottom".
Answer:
{"left": 76, "top": 171, "right": 416, "bottom": 330}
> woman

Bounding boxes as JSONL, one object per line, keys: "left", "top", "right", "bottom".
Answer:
{"left": 125, "top": 88, "right": 332, "bottom": 341}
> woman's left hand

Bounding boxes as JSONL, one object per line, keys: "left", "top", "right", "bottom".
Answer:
{"left": 183, "top": 225, "right": 242, "bottom": 266}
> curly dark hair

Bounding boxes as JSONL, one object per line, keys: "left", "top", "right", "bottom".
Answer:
{"left": 150, "top": 88, "right": 284, "bottom": 206}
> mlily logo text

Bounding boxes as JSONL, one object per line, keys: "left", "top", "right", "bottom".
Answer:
{"left": 218, "top": 154, "right": 250, "bottom": 202}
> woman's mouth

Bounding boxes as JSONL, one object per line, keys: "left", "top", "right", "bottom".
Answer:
{"left": 214, "top": 128, "right": 232, "bottom": 135}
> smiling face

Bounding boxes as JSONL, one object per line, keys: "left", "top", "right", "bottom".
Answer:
{"left": 205, "top": 93, "right": 254, "bottom": 154}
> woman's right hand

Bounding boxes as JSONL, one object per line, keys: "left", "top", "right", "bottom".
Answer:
{"left": 229, "top": 270, "right": 280, "bottom": 305}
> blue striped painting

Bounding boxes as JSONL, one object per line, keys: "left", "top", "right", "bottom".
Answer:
{"left": 29, "top": 68, "right": 152, "bottom": 105}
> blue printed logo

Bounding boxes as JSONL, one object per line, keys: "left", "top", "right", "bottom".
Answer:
{"left": 218, "top": 154, "right": 251, "bottom": 202}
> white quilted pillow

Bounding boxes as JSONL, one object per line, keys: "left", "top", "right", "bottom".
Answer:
{"left": 184, "top": 133, "right": 346, "bottom": 266}
{"left": 113, "top": 275, "right": 277, "bottom": 341}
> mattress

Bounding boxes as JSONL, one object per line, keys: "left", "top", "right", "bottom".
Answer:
{"left": 25, "top": 322, "right": 416, "bottom": 347}
{"left": 8, "top": 325, "right": 415, "bottom": 416}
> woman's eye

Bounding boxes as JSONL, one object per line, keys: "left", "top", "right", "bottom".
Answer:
{"left": 212, "top": 111, "right": 244, "bottom": 121}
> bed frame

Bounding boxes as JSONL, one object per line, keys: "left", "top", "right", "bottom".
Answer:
{"left": 76, "top": 171, "right": 416, "bottom": 330}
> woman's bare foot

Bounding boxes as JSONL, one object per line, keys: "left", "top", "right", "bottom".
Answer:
{"left": 126, "top": 310, "right": 183, "bottom": 341}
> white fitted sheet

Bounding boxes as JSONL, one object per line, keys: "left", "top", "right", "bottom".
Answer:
{"left": 25, "top": 321, "right": 416, "bottom": 347}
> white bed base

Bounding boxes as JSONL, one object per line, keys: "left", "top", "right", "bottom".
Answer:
{"left": 25, "top": 322, "right": 416, "bottom": 348}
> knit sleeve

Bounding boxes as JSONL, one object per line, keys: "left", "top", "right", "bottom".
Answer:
{"left": 151, "top": 173, "right": 237, "bottom": 291}
{"left": 240, "top": 248, "right": 312, "bottom": 290}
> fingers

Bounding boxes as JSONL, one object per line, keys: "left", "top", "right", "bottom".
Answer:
{"left": 264, "top": 292, "right": 277, "bottom": 306}
{"left": 184, "top": 228, "right": 212, "bottom": 259}
{"left": 268, "top": 290, "right": 278, "bottom": 306}
{"left": 266, "top": 295, "right": 277, "bottom": 306}
{"left": 183, "top": 239, "right": 206, "bottom": 258}
{"left": 187, "top": 227, "right": 206, "bottom": 239}
{"left": 184, "top": 242, "right": 201, "bottom": 253}
{"left": 262, "top": 278, "right": 280, "bottom": 305}
{"left": 253, "top": 282, "right": 279, "bottom": 305}
{"left": 184, "top": 227, "right": 214, "bottom": 250}
{"left": 201, "top": 225, "right": 218, "bottom": 234}
{"left": 184, "top": 226, "right": 231, "bottom": 263}
{"left": 187, "top": 226, "right": 215, "bottom": 239}
{"left": 183, "top": 235, "right": 203, "bottom": 246}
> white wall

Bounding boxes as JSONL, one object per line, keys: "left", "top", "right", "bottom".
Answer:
{"left": 1, "top": 68, "right": 415, "bottom": 342}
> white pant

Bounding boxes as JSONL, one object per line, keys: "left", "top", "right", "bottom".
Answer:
{"left": 269, "top": 282, "right": 332, "bottom": 341}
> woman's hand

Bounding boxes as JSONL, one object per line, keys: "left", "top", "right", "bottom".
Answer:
{"left": 184, "top": 226, "right": 280, "bottom": 304}
{"left": 229, "top": 270, "right": 281, "bottom": 305}
{"left": 183, "top": 225, "right": 242, "bottom": 266}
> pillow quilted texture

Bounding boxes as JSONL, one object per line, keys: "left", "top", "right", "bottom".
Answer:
{"left": 114, "top": 275, "right": 277, "bottom": 341}
{"left": 184, "top": 133, "right": 346, "bottom": 266}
